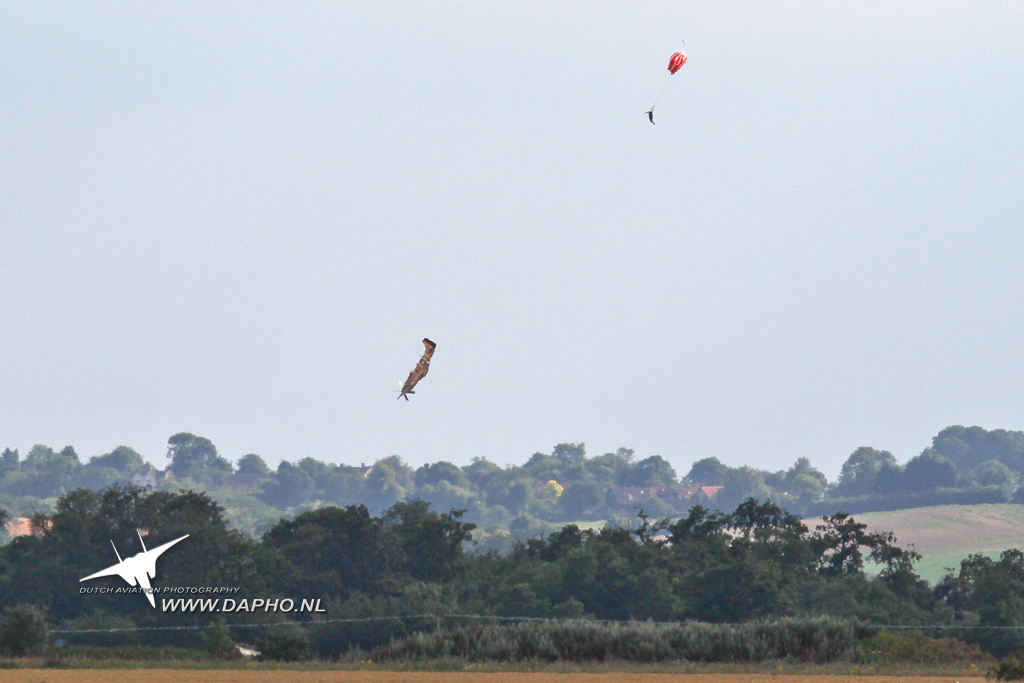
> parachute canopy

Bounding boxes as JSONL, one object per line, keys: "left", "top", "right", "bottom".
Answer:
{"left": 667, "top": 51, "right": 687, "bottom": 75}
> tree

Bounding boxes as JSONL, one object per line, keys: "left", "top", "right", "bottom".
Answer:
{"left": 0, "top": 449, "right": 16, "bottom": 477}
{"left": 621, "top": 456, "right": 677, "bottom": 487}
{"left": 374, "top": 455, "right": 414, "bottom": 490}
{"left": 415, "top": 461, "right": 469, "bottom": 489}
{"left": 902, "top": 452, "right": 957, "bottom": 492}
{"left": 716, "top": 466, "right": 772, "bottom": 510}
{"left": 0, "top": 605, "right": 48, "bottom": 656}
{"left": 790, "top": 473, "right": 824, "bottom": 502}
{"left": 812, "top": 512, "right": 873, "bottom": 575}
{"left": 930, "top": 425, "right": 1024, "bottom": 472}
{"left": 203, "top": 619, "right": 241, "bottom": 659}
{"left": 321, "top": 468, "right": 365, "bottom": 506}
{"left": 256, "top": 623, "right": 309, "bottom": 662}
{"left": 685, "top": 457, "right": 727, "bottom": 485}
{"left": 585, "top": 452, "right": 629, "bottom": 485}
{"left": 552, "top": 443, "right": 586, "bottom": 464}
{"left": 237, "top": 453, "right": 270, "bottom": 476}
{"left": 0, "top": 485, "right": 273, "bottom": 624}
{"left": 364, "top": 460, "right": 407, "bottom": 512}
{"left": 835, "top": 447, "right": 897, "bottom": 496}
{"left": 262, "top": 505, "right": 399, "bottom": 599}
{"left": 87, "top": 446, "right": 145, "bottom": 473}
{"left": 975, "top": 459, "right": 1015, "bottom": 487}
{"left": 685, "top": 560, "right": 788, "bottom": 622}
{"left": 258, "top": 462, "right": 314, "bottom": 508}
{"left": 559, "top": 480, "right": 604, "bottom": 519}
{"left": 810, "top": 512, "right": 909, "bottom": 577}
{"left": 166, "top": 433, "right": 231, "bottom": 475}
{"left": 417, "top": 481, "right": 476, "bottom": 512}
{"left": 20, "top": 444, "right": 81, "bottom": 497}
{"left": 383, "top": 501, "right": 476, "bottom": 582}
{"left": 936, "top": 549, "right": 1024, "bottom": 655}
{"left": 462, "top": 457, "right": 501, "bottom": 488}
{"left": 487, "top": 479, "right": 531, "bottom": 515}
{"left": 875, "top": 461, "right": 904, "bottom": 494}
{"left": 786, "top": 457, "right": 827, "bottom": 487}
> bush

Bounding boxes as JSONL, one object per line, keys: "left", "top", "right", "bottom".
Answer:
{"left": 368, "top": 616, "right": 857, "bottom": 664}
{"left": 0, "top": 605, "right": 48, "bottom": 656}
{"left": 256, "top": 624, "right": 309, "bottom": 662}
{"left": 57, "top": 612, "right": 138, "bottom": 647}
{"left": 993, "top": 658, "right": 1024, "bottom": 680}
{"left": 856, "top": 631, "right": 985, "bottom": 664}
{"left": 42, "top": 644, "right": 203, "bottom": 662}
{"left": 203, "top": 620, "right": 241, "bottom": 660}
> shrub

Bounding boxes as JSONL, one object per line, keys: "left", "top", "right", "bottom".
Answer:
{"left": 857, "top": 630, "right": 985, "bottom": 664}
{"left": 367, "top": 616, "right": 857, "bottom": 664}
{"left": 256, "top": 624, "right": 309, "bottom": 662}
{"left": 0, "top": 605, "right": 49, "bottom": 656}
{"left": 42, "top": 644, "right": 203, "bottom": 662}
{"left": 58, "top": 612, "right": 138, "bottom": 647}
{"left": 203, "top": 620, "right": 241, "bottom": 660}
{"left": 993, "top": 658, "right": 1024, "bottom": 680}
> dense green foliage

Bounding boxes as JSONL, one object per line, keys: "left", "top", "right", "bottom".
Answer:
{"left": 993, "top": 658, "right": 1024, "bottom": 680}
{"left": 369, "top": 617, "right": 858, "bottom": 663}
{"left": 0, "top": 604, "right": 48, "bottom": 656}
{"left": 3, "top": 425, "right": 1024, "bottom": 662}
{"left": 6, "top": 426, "right": 1024, "bottom": 540}
{"left": 0, "top": 483, "right": 1015, "bottom": 661}
{"left": 256, "top": 623, "right": 310, "bottom": 662}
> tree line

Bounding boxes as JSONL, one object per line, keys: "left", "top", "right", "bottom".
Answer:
{"left": 3, "top": 425, "right": 1024, "bottom": 542}
{"left": 2, "top": 484, "right": 1023, "bottom": 659}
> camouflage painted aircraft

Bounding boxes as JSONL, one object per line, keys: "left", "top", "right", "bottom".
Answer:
{"left": 399, "top": 338, "right": 436, "bottom": 400}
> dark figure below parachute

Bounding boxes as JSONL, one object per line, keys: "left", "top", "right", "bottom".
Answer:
{"left": 399, "top": 338, "right": 436, "bottom": 400}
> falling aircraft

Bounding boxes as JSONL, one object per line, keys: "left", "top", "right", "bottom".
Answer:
{"left": 399, "top": 338, "right": 436, "bottom": 400}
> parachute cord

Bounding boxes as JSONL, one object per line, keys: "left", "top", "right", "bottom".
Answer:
{"left": 649, "top": 72, "right": 672, "bottom": 111}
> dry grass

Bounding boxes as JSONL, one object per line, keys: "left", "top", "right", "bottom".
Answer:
{"left": 819, "top": 503, "right": 1024, "bottom": 584}
{"left": 857, "top": 504, "right": 1024, "bottom": 555}
{"left": 0, "top": 674, "right": 992, "bottom": 683}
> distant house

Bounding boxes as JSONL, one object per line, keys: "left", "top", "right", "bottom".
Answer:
{"left": 132, "top": 465, "right": 161, "bottom": 489}
{"left": 4, "top": 517, "right": 50, "bottom": 538}
{"left": 607, "top": 486, "right": 723, "bottom": 512}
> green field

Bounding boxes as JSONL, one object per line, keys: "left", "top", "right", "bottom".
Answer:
{"left": 851, "top": 504, "right": 1024, "bottom": 584}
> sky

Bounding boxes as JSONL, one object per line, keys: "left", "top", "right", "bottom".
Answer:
{"left": 1, "top": 2, "right": 1023, "bottom": 480}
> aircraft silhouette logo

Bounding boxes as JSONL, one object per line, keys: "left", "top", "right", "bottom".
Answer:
{"left": 79, "top": 530, "right": 189, "bottom": 608}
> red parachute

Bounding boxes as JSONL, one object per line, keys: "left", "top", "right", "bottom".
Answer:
{"left": 646, "top": 48, "right": 688, "bottom": 124}
{"left": 667, "top": 51, "right": 688, "bottom": 75}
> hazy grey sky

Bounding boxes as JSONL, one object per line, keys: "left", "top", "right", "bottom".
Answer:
{"left": 2, "top": 2, "right": 1022, "bottom": 478}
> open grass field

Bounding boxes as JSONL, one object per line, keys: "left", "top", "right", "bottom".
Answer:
{"left": 853, "top": 503, "right": 1024, "bottom": 584}
{"left": 0, "top": 673, "right": 989, "bottom": 683}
